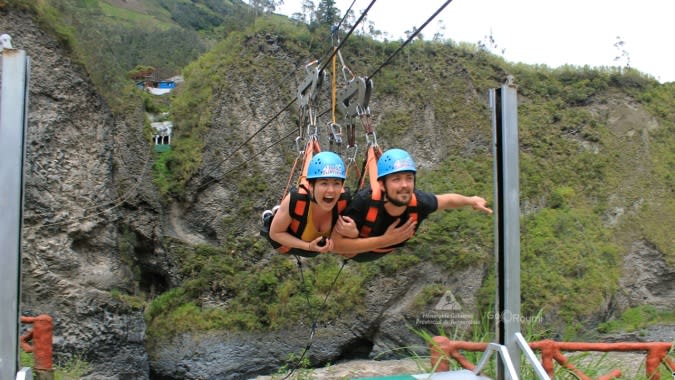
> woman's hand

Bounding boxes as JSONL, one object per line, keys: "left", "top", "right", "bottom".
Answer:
{"left": 308, "top": 236, "right": 333, "bottom": 253}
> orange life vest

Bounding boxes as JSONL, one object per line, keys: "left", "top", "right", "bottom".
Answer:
{"left": 357, "top": 186, "right": 419, "bottom": 254}
{"left": 262, "top": 185, "right": 350, "bottom": 256}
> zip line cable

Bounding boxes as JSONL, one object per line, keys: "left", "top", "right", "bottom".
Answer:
{"left": 24, "top": 149, "right": 154, "bottom": 230}
{"left": 25, "top": 0, "right": 453, "bottom": 230}
{"left": 197, "top": 1, "right": 375, "bottom": 192}
{"left": 366, "top": 0, "right": 454, "bottom": 82}
{"left": 196, "top": 98, "right": 297, "bottom": 192}
{"left": 204, "top": 128, "right": 298, "bottom": 182}
{"left": 317, "top": 0, "right": 376, "bottom": 75}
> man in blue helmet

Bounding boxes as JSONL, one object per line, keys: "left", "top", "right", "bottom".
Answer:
{"left": 331, "top": 148, "right": 492, "bottom": 261}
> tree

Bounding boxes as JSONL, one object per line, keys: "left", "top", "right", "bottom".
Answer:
{"left": 477, "top": 29, "right": 505, "bottom": 55}
{"left": 432, "top": 19, "right": 446, "bottom": 42}
{"left": 249, "top": 0, "right": 283, "bottom": 16}
{"left": 613, "top": 36, "right": 631, "bottom": 72}
{"left": 301, "top": 0, "right": 315, "bottom": 24}
{"left": 314, "top": 0, "right": 340, "bottom": 26}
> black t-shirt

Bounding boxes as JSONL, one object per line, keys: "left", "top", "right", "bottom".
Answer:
{"left": 342, "top": 187, "right": 439, "bottom": 255}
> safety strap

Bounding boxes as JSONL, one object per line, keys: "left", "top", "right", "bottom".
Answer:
{"left": 357, "top": 143, "right": 381, "bottom": 191}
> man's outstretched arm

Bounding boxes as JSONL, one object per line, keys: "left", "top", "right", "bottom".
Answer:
{"left": 436, "top": 194, "right": 493, "bottom": 214}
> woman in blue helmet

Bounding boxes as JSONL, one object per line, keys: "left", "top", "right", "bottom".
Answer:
{"left": 331, "top": 148, "right": 493, "bottom": 261}
{"left": 268, "top": 151, "right": 358, "bottom": 257}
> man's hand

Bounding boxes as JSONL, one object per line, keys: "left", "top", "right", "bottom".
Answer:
{"left": 334, "top": 216, "right": 359, "bottom": 238}
{"left": 469, "top": 196, "right": 493, "bottom": 215}
{"left": 381, "top": 218, "right": 417, "bottom": 246}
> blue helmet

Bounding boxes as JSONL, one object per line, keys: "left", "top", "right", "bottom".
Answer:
{"left": 307, "top": 152, "right": 346, "bottom": 180}
{"left": 377, "top": 148, "right": 416, "bottom": 179}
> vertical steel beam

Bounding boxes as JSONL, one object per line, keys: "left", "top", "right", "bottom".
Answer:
{"left": 490, "top": 78, "right": 521, "bottom": 379}
{"left": 0, "top": 47, "right": 30, "bottom": 380}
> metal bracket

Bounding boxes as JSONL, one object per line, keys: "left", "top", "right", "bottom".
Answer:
{"left": 336, "top": 76, "right": 372, "bottom": 120}
{"left": 514, "top": 333, "right": 551, "bottom": 380}
{"left": 473, "top": 343, "right": 519, "bottom": 380}
{"left": 297, "top": 61, "right": 323, "bottom": 109}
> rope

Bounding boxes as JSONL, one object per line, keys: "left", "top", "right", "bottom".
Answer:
{"left": 281, "top": 256, "right": 348, "bottom": 379}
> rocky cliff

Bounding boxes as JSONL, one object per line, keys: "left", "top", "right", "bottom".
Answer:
{"left": 2, "top": 7, "right": 156, "bottom": 378}
{"left": 3, "top": 5, "right": 673, "bottom": 380}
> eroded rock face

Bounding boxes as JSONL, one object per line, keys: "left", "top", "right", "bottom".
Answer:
{"left": 3, "top": 5, "right": 673, "bottom": 380}
{"left": 2, "top": 8, "right": 151, "bottom": 379}
{"left": 616, "top": 240, "right": 675, "bottom": 310}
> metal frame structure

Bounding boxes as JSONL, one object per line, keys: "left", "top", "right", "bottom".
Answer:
{"left": 490, "top": 77, "right": 521, "bottom": 379}
{"left": 514, "top": 333, "right": 550, "bottom": 380}
{"left": 0, "top": 43, "right": 32, "bottom": 380}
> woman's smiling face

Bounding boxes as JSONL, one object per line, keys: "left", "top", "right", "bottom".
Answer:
{"left": 311, "top": 178, "right": 344, "bottom": 210}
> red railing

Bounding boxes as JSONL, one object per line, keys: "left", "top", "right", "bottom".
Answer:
{"left": 431, "top": 336, "right": 675, "bottom": 380}
{"left": 20, "top": 314, "right": 54, "bottom": 379}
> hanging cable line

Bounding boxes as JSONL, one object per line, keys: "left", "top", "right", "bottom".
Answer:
{"left": 24, "top": 132, "right": 155, "bottom": 230}
{"left": 196, "top": 98, "right": 298, "bottom": 191}
{"left": 197, "top": 1, "right": 376, "bottom": 193}
{"left": 317, "top": 0, "right": 376, "bottom": 75}
{"left": 366, "top": 0, "right": 454, "bottom": 81}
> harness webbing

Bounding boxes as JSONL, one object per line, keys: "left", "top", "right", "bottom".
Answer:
{"left": 276, "top": 187, "right": 349, "bottom": 255}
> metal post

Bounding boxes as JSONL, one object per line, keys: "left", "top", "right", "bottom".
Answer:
{"left": 0, "top": 45, "right": 30, "bottom": 380}
{"left": 490, "top": 76, "right": 521, "bottom": 379}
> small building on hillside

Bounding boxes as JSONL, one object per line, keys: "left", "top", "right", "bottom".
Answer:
{"left": 151, "top": 121, "right": 173, "bottom": 152}
{"left": 135, "top": 74, "right": 183, "bottom": 96}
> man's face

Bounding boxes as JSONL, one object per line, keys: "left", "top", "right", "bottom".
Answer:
{"left": 382, "top": 171, "right": 415, "bottom": 206}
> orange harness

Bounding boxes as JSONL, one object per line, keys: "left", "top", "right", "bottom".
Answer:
{"left": 355, "top": 145, "right": 418, "bottom": 253}
{"left": 276, "top": 185, "right": 350, "bottom": 255}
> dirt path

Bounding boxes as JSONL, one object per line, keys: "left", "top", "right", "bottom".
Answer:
{"left": 254, "top": 358, "right": 426, "bottom": 379}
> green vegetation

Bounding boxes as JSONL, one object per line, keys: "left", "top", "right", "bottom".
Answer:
{"left": 598, "top": 305, "right": 675, "bottom": 333}
{"left": 145, "top": 238, "right": 368, "bottom": 345}
{"left": 21, "top": 350, "right": 91, "bottom": 380}
{"left": 10, "top": 0, "right": 673, "bottom": 348}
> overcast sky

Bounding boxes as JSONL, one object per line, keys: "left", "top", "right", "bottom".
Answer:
{"left": 277, "top": 0, "right": 674, "bottom": 83}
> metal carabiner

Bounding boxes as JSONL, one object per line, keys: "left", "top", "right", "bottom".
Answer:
{"left": 328, "top": 122, "right": 343, "bottom": 145}
{"left": 346, "top": 144, "right": 359, "bottom": 163}
{"left": 306, "top": 122, "right": 319, "bottom": 140}
{"left": 295, "top": 136, "right": 304, "bottom": 155}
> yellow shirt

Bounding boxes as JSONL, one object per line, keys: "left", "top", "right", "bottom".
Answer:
{"left": 300, "top": 205, "right": 331, "bottom": 242}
